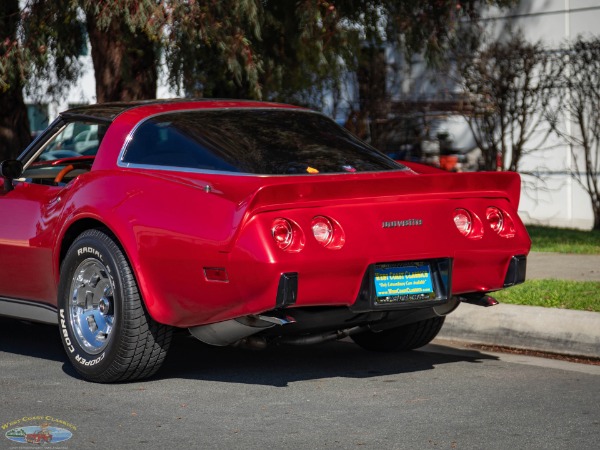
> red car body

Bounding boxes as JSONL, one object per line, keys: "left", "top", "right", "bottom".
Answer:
{"left": 0, "top": 100, "right": 530, "bottom": 382}
{"left": 26, "top": 432, "right": 52, "bottom": 444}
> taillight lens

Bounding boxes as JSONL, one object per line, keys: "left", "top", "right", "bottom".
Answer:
{"left": 311, "top": 215, "right": 345, "bottom": 249}
{"left": 486, "top": 207, "right": 504, "bottom": 233}
{"left": 486, "top": 206, "right": 516, "bottom": 238}
{"left": 453, "top": 208, "right": 484, "bottom": 239}
{"left": 271, "top": 218, "right": 293, "bottom": 250}
{"left": 311, "top": 216, "right": 334, "bottom": 246}
{"left": 271, "top": 218, "right": 305, "bottom": 252}
{"left": 453, "top": 209, "right": 473, "bottom": 237}
{"left": 271, "top": 216, "right": 343, "bottom": 251}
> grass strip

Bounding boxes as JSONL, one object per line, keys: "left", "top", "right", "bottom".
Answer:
{"left": 527, "top": 225, "right": 600, "bottom": 254}
{"left": 494, "top": 279, "right": 600, "bottom": 312}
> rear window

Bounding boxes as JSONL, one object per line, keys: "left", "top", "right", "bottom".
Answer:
{"left": 122, "top": 109, "right": 406, "bottom": 175}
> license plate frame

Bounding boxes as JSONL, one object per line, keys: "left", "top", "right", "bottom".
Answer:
{"left": 350, "top": 257, "right": 452, "bottom": 313}
{"left": 373, "top": 262, "right": 436, "bottom": 305}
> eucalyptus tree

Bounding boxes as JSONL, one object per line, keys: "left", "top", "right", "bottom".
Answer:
{"left": 1, "top": 0, "right": 516, "bottom": 160}
{"left": 0, "top": 0, "right": 31, "bottom": 159}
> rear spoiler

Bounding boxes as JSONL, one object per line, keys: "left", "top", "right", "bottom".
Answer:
{"left": 245, "top": 170, "right": 522, "bottom": 216}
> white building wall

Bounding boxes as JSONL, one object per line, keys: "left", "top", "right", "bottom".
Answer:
{"left": 484, "top": 0, "right": 600, "bottom": 229}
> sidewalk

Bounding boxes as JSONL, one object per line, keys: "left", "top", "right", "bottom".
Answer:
{"left": 526, "top": 252, "right": 600, "bottom": 281}
{"left": 438, "top": 252, "right": 600, "bottom": 359}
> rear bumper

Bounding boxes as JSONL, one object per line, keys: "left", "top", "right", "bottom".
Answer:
{"left": 146, "top": 250, "right": 528, "bottom": 328}
{"left": 273, "top": 254, "right": 527, "bottom": 315}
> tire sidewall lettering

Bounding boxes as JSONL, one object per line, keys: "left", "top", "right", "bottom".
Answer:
{"left": 59, "top": 308, "right": 106, "bottom": 366}
{"left": 75, "top": 352, "right": 105, "bottom": 366}
{"left": 59, "top": 309, "right": 75, "bottom": 353}
{"left": 58, "top": 233, "right": 122, "bottom": 374}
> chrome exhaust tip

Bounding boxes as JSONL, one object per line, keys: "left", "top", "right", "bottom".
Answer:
{"left": 459, "top": 294, "right": 499, "bottom": 307}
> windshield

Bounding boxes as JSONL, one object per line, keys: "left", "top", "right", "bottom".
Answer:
{"left": 122, "top": 109, "right": 406, "bottom": 175}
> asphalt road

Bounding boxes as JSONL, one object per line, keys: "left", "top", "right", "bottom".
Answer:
{"left": 1, "top": 318, "right": 599, "bottom": 450}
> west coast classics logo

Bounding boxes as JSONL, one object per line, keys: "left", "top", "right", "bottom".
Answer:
{"left": 3, "top": 416, "right": 76, "bottom": 446}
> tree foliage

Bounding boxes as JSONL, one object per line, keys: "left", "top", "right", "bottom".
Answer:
{"left": 0, "top": 0, "right": 33, "bottom": 160}
{"left": 0, "top": 0, "right": 516, "bottom": 160}
{"left": 3, "top": 0, "right": 518, "bottom": 101}
{"left": 458, "top": 33, "right": 559, "bottom": 171}
{"left": 549, "top": 37, "right": 600, "bottom": 230}
{"left": 4, "top": 0, "right": 85, "bottom": 98}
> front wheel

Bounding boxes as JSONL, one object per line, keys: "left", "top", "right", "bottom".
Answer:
{"left": 58, "top": 229, "right": 172, "bottom": 382}
{"left": 351, "top": 316, "right": 445, "bottom": 352}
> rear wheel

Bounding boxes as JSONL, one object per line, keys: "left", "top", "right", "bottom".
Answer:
{"left": 351, "top": 316, "right": 445, "bottom": 352}
{"left": 58, "top": 229, "right": 172, "bottom": 382}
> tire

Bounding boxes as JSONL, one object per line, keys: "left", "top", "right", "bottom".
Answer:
{"left": 57, "top": 229, "right": 172, "bottom": 382}
{"left": 351, "top": 316, "right": 446, "bottom": 352}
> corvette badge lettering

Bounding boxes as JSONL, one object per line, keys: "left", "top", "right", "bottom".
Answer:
{"left": 382, "top": 219, "right": 423, "bottom": 228}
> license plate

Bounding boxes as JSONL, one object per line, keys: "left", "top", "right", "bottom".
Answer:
{"left": 374, "top": 263, "right": 435, "bottom": 304}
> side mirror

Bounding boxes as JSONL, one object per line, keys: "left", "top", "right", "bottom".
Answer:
{"left": 0, "top": 160, "right": 24, "bottom": 193}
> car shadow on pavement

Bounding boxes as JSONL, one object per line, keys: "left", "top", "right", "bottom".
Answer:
{"left": 0, "top": 317, "right": 499, "bottom": 385}
{"left": 0, "top": 317, "right": 67, "bottom": 362}
{"left": 158, "top": 332, "right": 499, "bottom": 387}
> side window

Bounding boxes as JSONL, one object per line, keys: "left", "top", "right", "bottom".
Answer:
{"left": 34, "top": 122, "right": 105, "bottom": 163}
{"left": 122, "top": 120, "right": 238, "bottom": 172}
{"left": 22, "top": 121, "right": 108, "bottom": 185}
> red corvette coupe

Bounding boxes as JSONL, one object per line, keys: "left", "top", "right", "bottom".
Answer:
{"left": 0, "top": 100, "right": 530, "bottom": 382}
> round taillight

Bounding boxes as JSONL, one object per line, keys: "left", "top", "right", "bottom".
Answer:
{"left": 453, "top": 209, "right": 473, "bottom": 237}
{"left": 486, "top": 206, "right": 516, "bottom": 238}
{"left": 271, "top": 218, "right": 293, "bottom": 250}
{"left": 311, "top": 216, "right": 334, "bottom": 246}
{"left": 310, "top": 215, "right": 345, "bottom": 249}
{"left": 486, "top": 207, "right": 504, "bottom": 233}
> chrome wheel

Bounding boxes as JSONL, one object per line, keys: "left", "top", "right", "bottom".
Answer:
{"left": 59, "top": 229, "right": 173, "bottom": 382}
{"left": 69, "top": 258, "right": 115, "bottom": 354}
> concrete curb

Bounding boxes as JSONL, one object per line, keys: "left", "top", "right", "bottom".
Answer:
{"left": 438, "top": 303, "right": 600, "bottom": 359}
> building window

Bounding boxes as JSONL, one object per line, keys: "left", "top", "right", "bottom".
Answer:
{"left": 27, "top": 104, "right": 49, "bottom": 137}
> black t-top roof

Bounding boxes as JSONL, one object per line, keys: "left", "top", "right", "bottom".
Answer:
{"left": 60, "top": 99, "right": 225, "bottom": 122}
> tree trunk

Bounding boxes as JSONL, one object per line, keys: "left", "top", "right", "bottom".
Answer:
{"left": 0, "top": 89, "right": 31, "bottom": 161}
{"left": 593, "top": 199, "right": 600, "bottom": 231}
{"left": 86, "top": 15, "right": 157, "bottom": 102}
{"left": 0, "top": 0, "right": 31, "bottom": 161}
{"left": 356, "top": 45, "right": 388, "bottom": 148}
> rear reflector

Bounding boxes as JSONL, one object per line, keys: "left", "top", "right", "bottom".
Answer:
{"left": 204, "top": 267, "right": 229, "bottom": 282}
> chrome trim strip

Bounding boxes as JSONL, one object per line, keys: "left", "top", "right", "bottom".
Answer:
{"left": 118, "top": 161, "right": 261, "bottom": 177}
{"left": 0, "top": 297, "right": 58, "bottom": 325}
{"left": 117, "top": 161, "right": 405, "bottom": 178}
